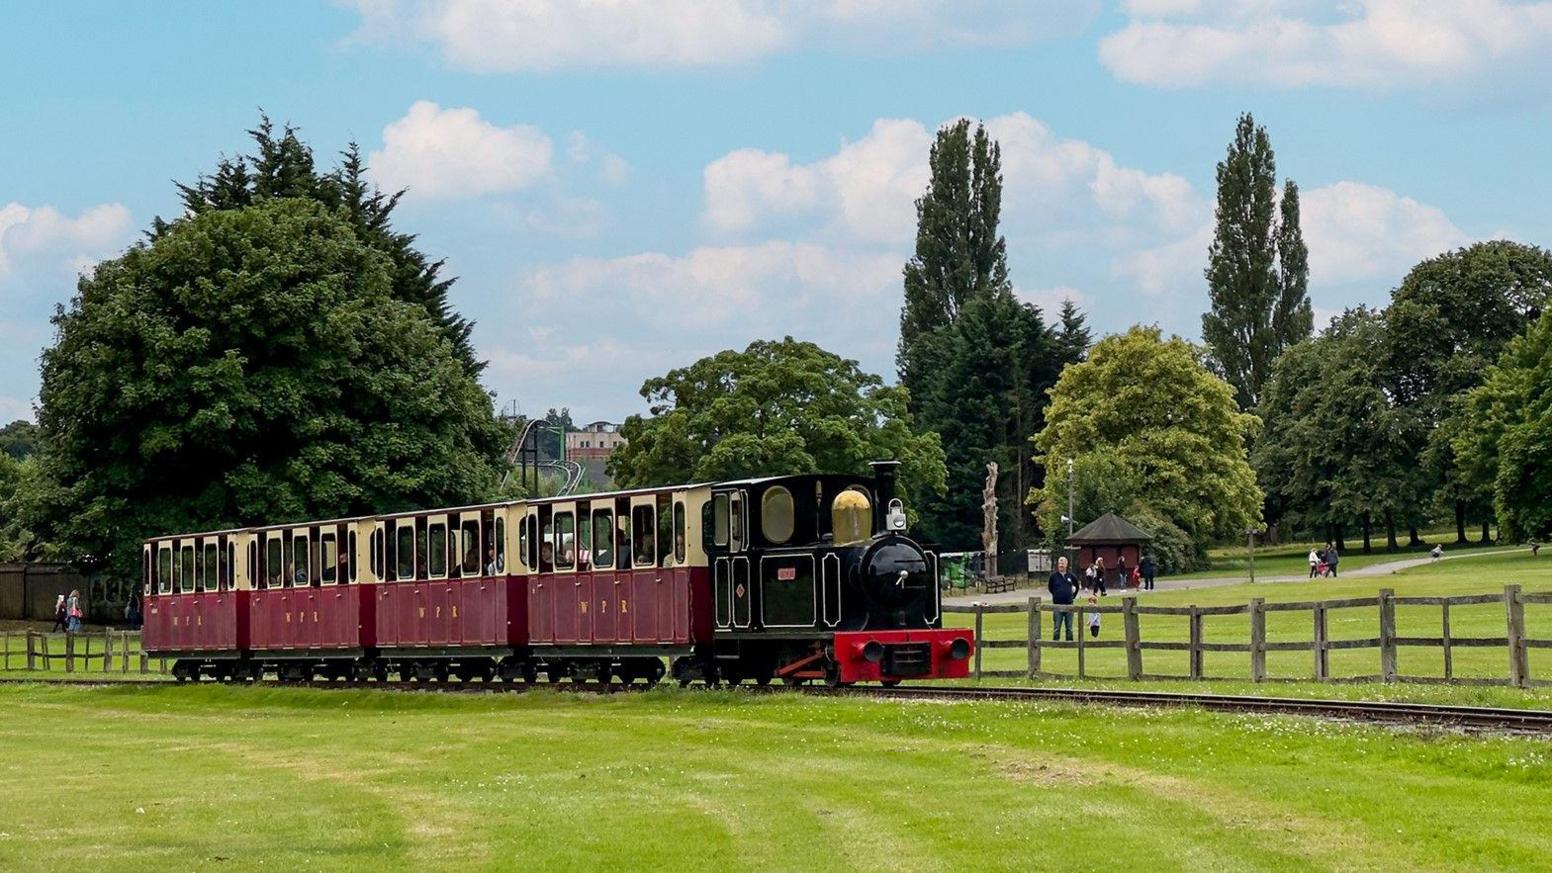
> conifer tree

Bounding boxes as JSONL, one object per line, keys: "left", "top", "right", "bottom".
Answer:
{"left": 1202, "top": 113, "right": 1312, "bottom": 410}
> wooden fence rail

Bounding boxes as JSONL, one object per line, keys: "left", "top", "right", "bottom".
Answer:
{"left": 946, "top": 584, "right": 1548, "bottom": 688}
{"left": 1, "top": 630, "right": 167, "bottom": 675}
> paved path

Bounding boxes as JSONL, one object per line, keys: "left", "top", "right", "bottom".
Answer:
{"left": 943, "top": 547, "right": 1531, "bottom": 607}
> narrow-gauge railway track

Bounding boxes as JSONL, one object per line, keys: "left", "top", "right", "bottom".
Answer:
{"left": 5, "top": 676, "right": 1550, "bottom": 733}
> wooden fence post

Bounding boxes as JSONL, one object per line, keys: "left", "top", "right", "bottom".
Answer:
{"left": 1026, "top": 596, "right": 1041, "bottom": 679}
{"left": 1189, "top": 607, "right": 1203, "bottom": 680}
{"left": 1249, "top": 598, "right": 1266, "bottom": 683}
{"left": 1379, "top": 588, "right": 1397, "bottom": 682}
{"left": 121, "top": 632, "right": 131, "bottom": 674}
{"left": 973, "top": 602, "right": 984, "bottom": 681}
{"left": 1075, "top": 605, "right": 1086, "bottom": 678}
{"left": 103, "top": 628, "right": 113, "bottom": 673}
{"left": 26, "top": 631, "right": 37, "bottom": 671}
{"left": 1122, "top": 596, "right": 1142, "bottom": 680}
{"left": 1312, "top": 604, "right": 1329, "bottom": 681}
{"left": 65, "top": 633, "right": 75, "bottom": 673}
{"left": 1505, "top": 584, "right": 1528, "bottom": 688}
{"left": 1441, "top": 602, "right": 1453, "bottom": 681}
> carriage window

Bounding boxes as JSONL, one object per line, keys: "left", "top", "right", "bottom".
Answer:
{"left": 428, "top": 522, "right": 447, "bottom": 578}
{"left": 576, "top": 504, "right": 593, "bottom": 570}
{"left": 202, "top": 542, "right": 219, "bottom": 592}
{"left": 555, "top": 512, "right": 576, "bottom": 570}
{"left": 290, "top": 534, "right": 310, "bottom": 587}
{"left": 675, "top": 501, "right": 687, "bottom": 564}
{"left": 179, "top": 544, "right": 195, "bottom": 594}
{"left": 348, "top": 530, "right": 359, "bottom": 583}
{"left": 158, "top": 546, "right": 173, "bottom": 595}
{"left": 616, "top": 514, "right": 632, "bottom": 571}
{"left": 657, "top": 495, "right": 673, "bottom": 568}
{"left": 632, "top": 505, "right": 655, "bottom": 568}
{"left": 712, "top": 493, "right": 729, "bottom": 546}
{"left": 415, "top": 517, "right": 428, "bottom": 579}
{"left": 224, "top": 542, "right": 234, "bottom": 590}
{"left": 518, "top": 515, "right": 531, "bottom": 571}
{"left": 248, "top": 541, "right": 258, "bottom": 589}
{"left": 144, "top": 549, "right": 152, "bottom": 596}
{"left": 265, "top": 538, "right": 283, "bottom": 589}
{"left": 395, "top": 525, "right": 415, "bottom": 581}
{"left": 730, "top": 493, "right": 745, "bottom": 551}
{"left": 494, "top": 517, "right": 506, "bottom": 573}
{"left": 370, "top": 528, "right": 383, "bottom": 580}
{"left": 461, "top": 519, "right": 481, "bottom": 575}
{"left": 320, "top": 533, "right": 338, "bottom": 584}
{"left": 592, "top": 510, "right": 613, "bottom": 569}
{"left": 832, "top": 488, "right": 873, "bottom": 546}
{"left": 762, "top": 487, "right": 795, "bottom": 545}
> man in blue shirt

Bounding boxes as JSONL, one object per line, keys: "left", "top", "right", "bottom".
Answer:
{"left": 1047, "top": 556, "right": 1079, "bottom": 641}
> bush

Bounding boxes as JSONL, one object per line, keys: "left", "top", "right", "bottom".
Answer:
{"left": 1127, "top": 502, "right": 1207, "bottom": 575}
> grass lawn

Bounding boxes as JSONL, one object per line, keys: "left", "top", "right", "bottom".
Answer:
{"left": 1167, "top": 529, "right": 1503, "bottom": 581}
{"left": 1, "top": 683, "right": 1551, "bottom": 872}
{"left": 950, "top": 550, "right": 1552, "bottom": 691}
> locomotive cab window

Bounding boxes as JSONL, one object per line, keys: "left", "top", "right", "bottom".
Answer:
{"left": 631, "top": 504, "right": 655, "bottom": 567}
{"left": 761, "top": 486, "right": 795, "bottom": 545}
{"left": 711, "top": 493, "right": 729, "bottom": 547}
{"left": 832, "top": 488, "right": 873, "bottom": 546}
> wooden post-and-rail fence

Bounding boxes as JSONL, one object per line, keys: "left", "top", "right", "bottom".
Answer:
{"left": 1, "top": 630, "right": 168, "bottom": 674}
{"left": 947, "top": 585, "right": 1548, "bottom": 688}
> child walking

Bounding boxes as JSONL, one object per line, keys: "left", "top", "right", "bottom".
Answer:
{"left": 1087, "top": 593, "right": 1101, "bottom": 638}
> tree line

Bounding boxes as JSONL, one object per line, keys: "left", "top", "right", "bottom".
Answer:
{"left": 2, "top": 112, "right": 1548, "bottom": 581}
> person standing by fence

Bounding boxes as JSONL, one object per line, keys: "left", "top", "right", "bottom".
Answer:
{"left": 65, "top": 589, "right": 82, "bottom": 634}
{"left": 1048, "top": 557, "right": 1078, "bottom": 642}
{"left": 50, "top": 594, "right": 67, "bottom": 632}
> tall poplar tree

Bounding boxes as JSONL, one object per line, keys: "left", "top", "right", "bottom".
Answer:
{"left": 896, "top": 120, "right": 1076, "bottom": 549}
{"left": 1202, "top": 113, "right": 1313, "bottom": 410}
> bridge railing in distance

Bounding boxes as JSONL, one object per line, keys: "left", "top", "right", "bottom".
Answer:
{"left": 947, "top": 584, "right": 1544, "bottom": 688}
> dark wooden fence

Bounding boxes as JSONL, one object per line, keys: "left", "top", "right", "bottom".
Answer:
{"left": 948, "top": 585, "right": 1548, "bottom": 688}
{"left": 0, "top": 630, "right": 168, "bottom": 674}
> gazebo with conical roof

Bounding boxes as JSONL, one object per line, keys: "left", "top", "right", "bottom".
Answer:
{"left": 1067, "top": 512, "right": 1152, "bottom": 587}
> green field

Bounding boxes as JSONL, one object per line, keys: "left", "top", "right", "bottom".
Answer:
{"left": 950, "top": 550, "right": 1552, "bottom": 689}
{"left": 1, "top": 683, "right": 1551, "bottom": 872}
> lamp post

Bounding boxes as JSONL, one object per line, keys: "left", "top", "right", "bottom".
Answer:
{"left": 1066, "top": 458, "right": 1075, "bottom": 567}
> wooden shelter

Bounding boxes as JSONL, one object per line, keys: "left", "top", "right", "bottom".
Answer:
{"left": 1067, "top": 513, "right": 1151, "bottom": 587}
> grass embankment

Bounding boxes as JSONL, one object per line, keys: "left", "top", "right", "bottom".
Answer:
{"left": 951, "top": 551, "right": 1552, "bottom": 693}
{"left": 1, "top": 683, "right": 1551, "bottom": 871}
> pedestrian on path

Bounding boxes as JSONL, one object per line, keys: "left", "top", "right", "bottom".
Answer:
{"left": 1140, "top": 554, "right": 1156, "bottom": 591}
{"left": 1093, "top": 556, "right": 1108, "bottom": 596}
{"left": 1047, "top": 557, "right": 1078, "bottom": 642}
{"left": 1308, "top": 548, "right": 1320, "bottom": 578}
{"left": 1325, "top": 545, "right": 1340, "bottom": 578}
{"left": 66, "top": 589, "right": 83, "bottom": 634}
{"left": 50, "top": 594, "right": 67, "bottom": 632}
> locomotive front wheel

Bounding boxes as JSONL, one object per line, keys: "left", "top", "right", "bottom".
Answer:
{"left": 880, "top": 679, "right": 902, "bottom": 688}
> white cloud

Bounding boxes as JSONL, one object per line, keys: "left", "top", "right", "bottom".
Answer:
{"left": 522, "top": 197, "right": 609, "bottom": 238}
{"left": 345, "top": 0, "right": 1095, "bottom": 72}
{"left": 1100, "top": 0, "right": 1552, "bottom": 89}
{"left": 1114, "top": 180, "right": 1469, "bottom": 294}
{"left": 0, "top": 395, "right": 32, "bottom": 423}
{"left": 0, "top": 202, "right": 132, "bottom": 275}
{"left": 703, "top": 112, "right": 1200, "bottom": 248}
{"left": 1301, "top": 181, "right": 1468, "bottom": 282}
{"left": 368, "top": 101, "right": 553, "bottom": 200}
{"left": 1015, "top": 284, "right": 1089, "bottom": 314}
{"left": 566, "top": 132, "right": 631, "bottom": 185}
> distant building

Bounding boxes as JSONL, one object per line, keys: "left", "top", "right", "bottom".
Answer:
{"left": 566, "top": 421, "right": 627, "bottom": 487}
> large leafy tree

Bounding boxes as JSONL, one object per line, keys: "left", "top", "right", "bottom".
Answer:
{"left": 896, "top": 119, "right": 1078, "bottom": 548}
{"left": 1255, "top": 309, "right": 1415, "bottom": 552}
{"left": 1202, "top": 113, "right": 1313, "bottom": 410}
{"left": 1453, "top": 307, "right": 1552, "bottom": 542}
{"left": 1386, "top": 241, "right": 1552, "bottom": 543}
{"left": 0, "top": 419, "right": 40, "bottom": 459}
{"left": 33, "top": 198, "right": 504, "bottom": 576}
{"left": 1030, "top": 326, "right": 1263, "bottom": 544}
{"left": 609, "top": 338, "right": 946, "bottom": 509}
{"left": 160, "top": 116, "right": 481, "bottom": 376}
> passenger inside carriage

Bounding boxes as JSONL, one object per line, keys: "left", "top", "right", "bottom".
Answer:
{"left": 540, "top": 541, "right": 555, "bottom": 573}
{"left": 483, "top": 546, "right": 496, "bottom": 576}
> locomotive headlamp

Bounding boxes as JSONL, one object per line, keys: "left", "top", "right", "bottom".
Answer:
{"left": 862, "top": 641, "right": 885, "bottom": 663}
{"left": 886, "top": 498, "right": 907, "bottom": 532}
{"left": 948, "top": 637, "right": 971, "bottom": 661}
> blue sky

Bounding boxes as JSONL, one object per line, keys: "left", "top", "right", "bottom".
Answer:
{"left": 3, "top": 1, "right": 1550, "bottom": 424}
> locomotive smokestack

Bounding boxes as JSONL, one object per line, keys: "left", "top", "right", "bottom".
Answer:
{"left": 870, "top": 460, "right": 900, "bottom": 532}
